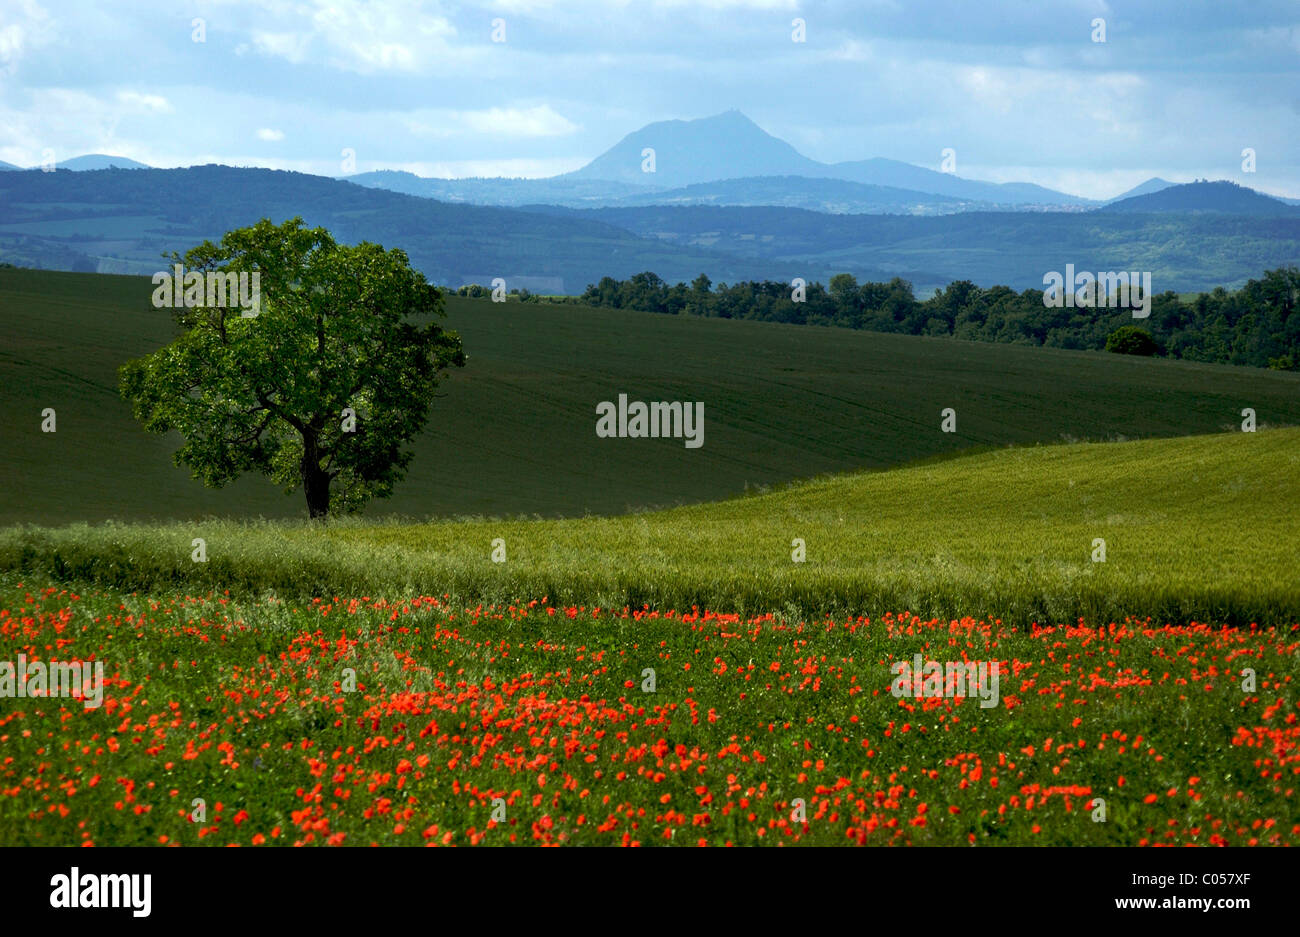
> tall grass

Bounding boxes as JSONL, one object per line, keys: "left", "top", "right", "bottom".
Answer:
{"left": 2, "top": 429, "right": 1297, "bottom": 624}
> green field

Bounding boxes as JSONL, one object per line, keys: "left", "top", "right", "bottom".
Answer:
{"left": 1, "top": 572, "right": 1293, "bottom": 847}
{"left": 2, "top": 268, "right": 1298, "bottom": 849}
{"left": 3, "top": 267, "right": 1299, "bottom": 525}
{"left": 4, "top": 428, "right": 1296, "bottom": 625}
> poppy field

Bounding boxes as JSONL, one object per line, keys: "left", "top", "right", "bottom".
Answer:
{"left": 1, "top": 575, "right": 1295, "bottom": 847}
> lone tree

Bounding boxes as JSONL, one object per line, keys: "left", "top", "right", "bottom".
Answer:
{"left": 120, "top": 218, "right": 466, "bottom": 518}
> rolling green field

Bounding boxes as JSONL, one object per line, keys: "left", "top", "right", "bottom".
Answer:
{"left": 4, "top": 428, "right": 1297, "bottom": 625}
{"left": 3, "top": 266, "right": 1300, "bottom": 525}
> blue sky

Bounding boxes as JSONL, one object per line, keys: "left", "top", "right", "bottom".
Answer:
{"left": 1, "top": 0, "right": 1297, "bottom": 198}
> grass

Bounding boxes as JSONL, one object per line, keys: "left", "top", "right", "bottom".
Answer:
{"left": 3, "top": 428, "right": 1297, "bottom": 626}
{"left": 3, "top": 269, "right": 1296, "bottom": 848}
{"left": 4, "top": 266, "right": 1300, "bottom": 525}
{"left": 1, "top": 576, "right": 1294, "bottom": 846}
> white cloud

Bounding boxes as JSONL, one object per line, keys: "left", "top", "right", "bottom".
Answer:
{"left": 256, "top": 127, "right": 285, "bottom": 141}
{"left": 245, "top": 30, "right": 312, "bottom": 64}
{"left": 0, "top": 0, "right": 53, "bottom": 73}
{"left": 405, "top": 105, "right": 579, "bottom": 139}
{"left": 824, "top": 40, "right": 874, "bottom": 62}
{"left": 116, "top": 90, "right": 172, "bottom": 113}
{"left": 238, "top": 0, "right": 458, "bottom": 74}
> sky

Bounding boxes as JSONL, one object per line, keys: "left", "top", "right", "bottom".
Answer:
{"left": 0, "top": 0, "right": 1297, "bottom": 199}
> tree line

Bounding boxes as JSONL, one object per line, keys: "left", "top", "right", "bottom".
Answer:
{"left": 485, "top": 268, "right": 1300, "bottom": 370}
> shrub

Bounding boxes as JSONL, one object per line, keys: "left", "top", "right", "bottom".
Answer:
{"left": 1105, "top": 325, "right": 1160, "bottom": 356}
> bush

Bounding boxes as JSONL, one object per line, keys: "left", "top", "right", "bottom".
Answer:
{"left": 1105, "top": 325, "right": 1160, "bottom": 356}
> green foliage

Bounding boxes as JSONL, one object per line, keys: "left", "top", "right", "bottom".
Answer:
{"left": 1106, "top": 326, "right": 1160, "bottom": 356}
{"left": 118, "top": 219, "right": 465, "bottom": 518}
{"left": 573, "top": 266, "right": 1300, "bottom": 369}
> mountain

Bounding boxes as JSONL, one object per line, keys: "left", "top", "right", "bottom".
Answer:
{"left": 816, "top": 157, "right": 1095, "bottom": 207}
{"left": 0, "top": 160, "right": 18, "bottom": 171}
{"left": 349, "top": 111, "right": 1097, "bottom": 212}
{"left": 562, "top": 111, "right": 1094, "bottom": 207}
{"left": 564, "top": 110, "right": 819, "bottom": 187}
{"left": 1107, "top": 177, "right": 1175, "bottom": 202}
{"left": 0, "top": 164, "right": 869, "bottom": 291}
{"left": 55, "top": 154, "right": 152, "bottom": 170}
{"left": 1101, "top": 180, "right": 1298, "bottom": 215}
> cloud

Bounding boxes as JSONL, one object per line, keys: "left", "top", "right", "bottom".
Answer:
{"left": 256, "top": 128, "right": 285, "bottom": 141}
{"left": 405, "top": 105, "right": 579, "bottom": 139}
{"left": 245, "top": 30, "right": 312, "bottom": 64}
{"left": 0, "top": 0, "right": 53, "bottom": 73}
{"left": 116, "top": 91, "right": 172, "bottom": 113}
{"left": 1, "top": 0, "right": 1298, "bottom": 196}
{"left": 237, "top": 0, "right": 457, "bottom": 74}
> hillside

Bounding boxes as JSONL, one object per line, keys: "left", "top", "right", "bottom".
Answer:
{"left": 595, "top": 175, "right": 975, "bottom": 214}
{"left": 56, "top": 154, "right": 152, "bottom": 171}
{"left": 1106, "top": 176, "right": 1175, "bottom": 202}
{"left": 0, "top": 165, "right": 843, "bottom": 290}
{"left": 551, "top": 204, "right": 1300, "bottom": 292}
{"left": 1102, "top": 180, "right": 1297, "bottom": 216}
{"left": 5, "top": 428, "right": 1297, "bottom": 625}
{"left": 5, "top": 164, "right": 1296, "bottom": 294}
{"left": 4, "top": 267, "right": 1299, "bottom": 526}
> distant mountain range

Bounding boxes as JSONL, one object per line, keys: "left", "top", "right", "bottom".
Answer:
{"left": 17, "top": 115, "right": 1298, "bottom": 219}
{"left": 346, "top": 168, "right": 987, "bottom": 215}
{"left": 352, "top": 110, "right": 1102, "bottom": 212}
{"left": 345, "top": 111, "right": 1298, "bottom": 216}
{"left": 530, "top": 180, "right": 1300, "bottom": 292}
{"left": 558, "top": 111, "right": 1095, "bottom": 206}
{"left": 0, "top": 165, "right": 863, "bottom": 292}
{"left": 1, "top": 168, "right": 1295, "bottom": 295}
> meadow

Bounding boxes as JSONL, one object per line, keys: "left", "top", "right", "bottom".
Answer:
{"left": 4, "top": 266, "right": 1300, "bottom": 524}
{"left": 2, "top": 267, "right": 1297, "bottom": 848}
{"left": 1, "top": 575, "right": 1294, "bottom": 846}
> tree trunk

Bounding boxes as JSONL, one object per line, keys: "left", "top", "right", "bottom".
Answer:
{"left": 302, "top": 435, "right": 331, "bottom": 519}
